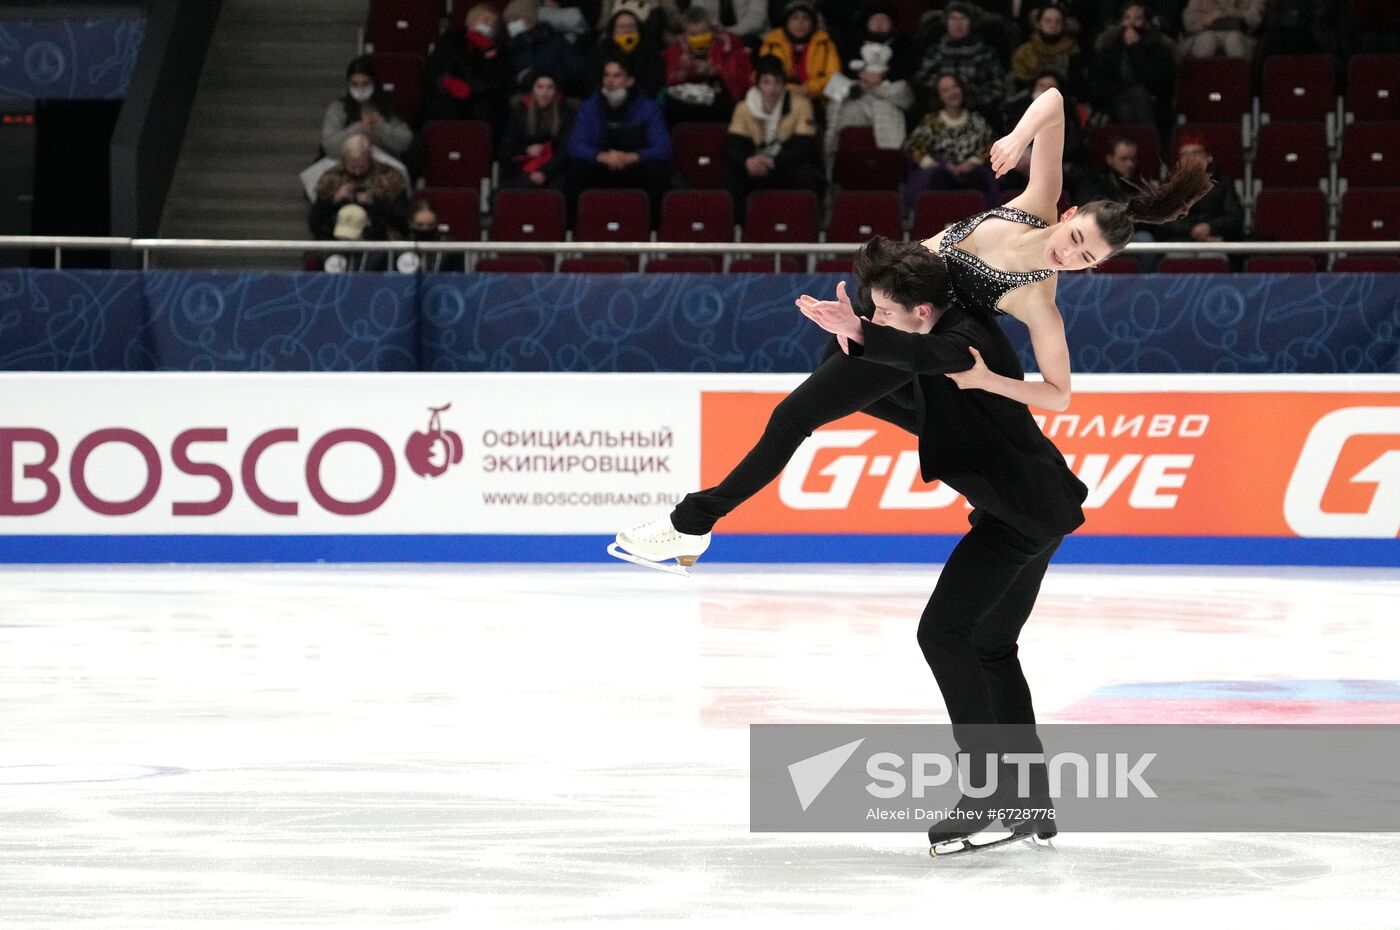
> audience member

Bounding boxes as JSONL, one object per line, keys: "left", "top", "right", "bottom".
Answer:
{"left": 1088, "top": 2, "right": 1176, "bottom": 135}
{"left": 310, "top": 134, "right": 410, "bottom": 244}
{"left": 537, "top": 0, "right": 592, "bottom": 44}
{"left": 903, "top": 71, "right": 999, "bottom": 209}
{"left": 687, "top": 0, "right": 769, "bottom": 43}
{"left": 589, "top": 9, "right": 667, "bottom": 97}
{"left": 1000, "top": 68, "right": 1087, "bottom": 190}
{"left": 503, "top": 0, "right": 587, "bottom": 96}
{"left": 1179, "top": 0, "right": 1262, "bottom": 58}
{"left": 724, "top": 54, "right": 824, "bottom": 220}
{"left": 595, "top": 0, "right": 683, "bottom": 36}
{"left": 322, "top": 57, "right": 414, "bottom": 161}
{"left": 757, "top": 0, "right": 841, "bottom": 103}
{"left": 499, "top": 71, "right": 577, "bottom": 189}
{"left": 424, "top": 4, "right": 511, "bottom": 133}
{"left": 567, "top": 56, "right": 672, "bottom": 223}
{"left": 916, "top": 2, "right": 1008, "bottom": 119}
{"left": 1011, "top": 4, "right": 1081, "bottom": 93}
{"left": 823, "top": 3, "right": 916, "bottom": 174}
{"left": 1157, "top": 131, "right": 1241, "bottom": 242}
{"left": 1074, "top": 132, "right": 1157, "bottom": 261}
{"left": 664, "top": 7, "right": 754, "bottom": 124}
{"left": 397, "top": 197, "right": 468, "bottom": 273}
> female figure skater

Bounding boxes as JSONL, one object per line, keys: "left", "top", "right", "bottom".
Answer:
{"left": 611, "top": 87, "right": 1209, "bottom": 852}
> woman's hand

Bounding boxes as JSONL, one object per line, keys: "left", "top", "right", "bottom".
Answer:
{"left": 988, "top": 132, "right": 1028, "bottom": 178}
{"left": 945, "top": 346, "right": 997, "bottom": 391}
{"left": 796, "top": 280, "right": 864, "bottom": 348}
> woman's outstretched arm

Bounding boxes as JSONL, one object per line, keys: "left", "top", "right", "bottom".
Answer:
{"left": 994, "top": 87, "right": 1065, "bottom": 224}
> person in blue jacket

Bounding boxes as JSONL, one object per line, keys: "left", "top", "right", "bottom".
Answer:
{"left": 566, "top": 55, "right": 672, "bottom": 226}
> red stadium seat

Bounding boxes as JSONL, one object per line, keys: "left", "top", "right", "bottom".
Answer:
{"left": 831, "top": 127, "right": 905, "bottom": 191}
{"left": 742, "top": 190, "right": 819, "bottom": 243}
{"left": 658, "top": 190, "right": 734, "bottom": 243}
{"left": 730, "top": 257, "right": 802, "bottom": 272}
{"left": 646, "top": 257, "right": 718, "bottom": 272}
{"left": 417, "top": 187, "right": 479, "bottom": 241}
{"left": 1333, "top": 256, "right": 1400, "bottom": 272}
{"left": 1251, "top": 188, "right": 1327, "bottom": 268}
{"left": 826, "top": 191, "right": 902, "bottom": 242}
{"left": 1345, "top": 54, "right": 1400, "bottom": 122}
{"left": 1089, "top": 124, "right": 1162, "bottom": 180}
{"left": 491, "top": 188, "right": 566, "bottom": 241}
{"left": 1176, "top": 58, "right": 1252, "bottom": 127}
{"left": 476, "top": 257, "right": 546, "bottom": 272}
{"left": 910, "top": 190, "right": 984, "bottom": 240}
{"left": 364, "top": 0, "right": 441, "bottom": 54}
{"left": 671, "top": 123, "right": 729, "bottom": 189}
{"left": 368, "top": 53, "right": 426, "bottom": 124}
{"left": 574, "top": 189, "right": 650, "bottom": 270}
{"left": 1243, "top": 256, "right": 1317, "bottom": 273}
{"left": 1252, "top": 121, "right": 1329, "bottom": 190}
{"left": 817, "top": 258, "right": 855, "bottom": 272}
{"left": 1172, "top": 123, "right": 1244, "bottom": 179}
{"left": 1337, "top": 121, "right": 1400, "bottom": 191}
{"left": 560, "top": 258, "right": 631, "bottom": 273}
{"left": 422, "top": 120, "right": 493, "bottom": 189}
{"left": 1260, "top": 54, "right": 1337, "bottom": 123}
{"left": 1089, "top": 257, "right": 1141, "bottom": 274}
{"left": 1157, "top": 255, "right": 1230, "bottom": 274}
{"left": 1337, "top": 188, "right": 1400, "bottom": 241}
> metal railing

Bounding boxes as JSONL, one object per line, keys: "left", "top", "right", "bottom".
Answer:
{"left": 0, "top": 236, "right": 1396, "bottom": 272}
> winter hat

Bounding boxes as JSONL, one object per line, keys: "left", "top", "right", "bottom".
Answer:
{"left": 782, "top": 0, "right": 817, "bottom": 21}
{"left": 754, "top": 54, "right": 787, "bottom": 82}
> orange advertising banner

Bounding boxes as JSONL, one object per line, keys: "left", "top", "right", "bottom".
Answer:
{"left": 701, "top": 391, "right": 1400, "bottom": 539}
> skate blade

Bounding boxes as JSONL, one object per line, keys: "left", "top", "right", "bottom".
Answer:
{"left": 607, "top": 543, "right": 695, "bottom": 577}
{"left": 1024, "top": 834, "right": 1057, "bottom": 852}
{"left": 929, "top": 830, "right": 1031, "bottom": 858}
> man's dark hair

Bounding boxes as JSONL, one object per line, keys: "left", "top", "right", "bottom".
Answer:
{"left": 853, "top": 237, "right": 951, "bottom": 311}
{"left": 604, "top": 54, "right": 635, "bottom": 79}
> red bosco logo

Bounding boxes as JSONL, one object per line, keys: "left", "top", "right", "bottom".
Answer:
{"left": 0, "top": 405, "right": 463, "bottom": 518}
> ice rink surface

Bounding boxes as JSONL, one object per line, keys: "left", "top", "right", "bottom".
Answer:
{"left": 1, "top": 561, "right": 1398, "bottom": 929}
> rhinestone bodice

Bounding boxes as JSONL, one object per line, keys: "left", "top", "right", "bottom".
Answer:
{"left": 937, "top": 206, "right": 1056, "bottom": 317}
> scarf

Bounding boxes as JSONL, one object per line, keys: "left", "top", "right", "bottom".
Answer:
{"left": 745, "top": 86, "right": 785, "bottom": 156}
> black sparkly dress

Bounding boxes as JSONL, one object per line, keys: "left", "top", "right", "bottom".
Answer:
{"left": 938, "top": 205, "right": 1056, "bottom": 317}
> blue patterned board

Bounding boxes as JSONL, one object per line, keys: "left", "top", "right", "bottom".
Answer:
{"left": 0, "top": 18, "right": 145, "bottom": 100}
{"left": 0, "top": 270, "right": 1396, "bottom": 373}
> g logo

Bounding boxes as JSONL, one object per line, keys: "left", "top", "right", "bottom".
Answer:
{"left": 1284, "top": 407, "right": 1400, "bottom": 538}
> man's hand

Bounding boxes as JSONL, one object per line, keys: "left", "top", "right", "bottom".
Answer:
{"left": 1190, "top": 221, "right": 1212, "bottom": 241}
{"left": 334, "top": 183, "right": 355, "bottom": 202}
{"left": 745, "top": 154, "right": 770, "bottom": 177}
{"left": 796, "top": 280, "right": 864, "bottom": 348}
{"left": 945, "top": 346, "right": 995, "bottom": 391}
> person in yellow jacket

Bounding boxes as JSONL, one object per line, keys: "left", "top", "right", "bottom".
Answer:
{"left": 757, "top": 0, "right": 839, "bottom": 101}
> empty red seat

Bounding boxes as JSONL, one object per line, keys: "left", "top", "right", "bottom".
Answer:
{"left": 671, "top": 123, "right": 729, "bottom": 189}
{"left": 574, "top": 188, "right": 649, "bottom": 270}
{"left": 1338, "top": 121, "right": 1400, "bottom": 190}
{"left": 476, "top": 257, "right": 546, "bottom": 272}
{"left": 1346, "top": 54, "right": 1400, "bottom": 122}
{"left": 832, "top": 127, "right": 905, "bottom": 191}
{"left": 646, "top": 257, "right": 718, "bottom": 272}
{"left": 422, "top": 120, "right": 492, "bottom": 189}
{"left": 367, "top": 53, "right": 426, "bottom": 124}
{"left": 1252, "top": 121, "right": 1329, "bottom": 189}
{"left": 1260, "top": 54, "right": 1337, "bottom": 123}
{"left": 560, "top": 258, "right": 631, "bottom": 273}
{"left": 657, "top": 190, "right": 734, "bottom": 243}
{"left": 1172, "top": 123, "right": 1244, "bottom": 179}
{"left": 742, "top": 190, "right": 819, "bottom": 243}
{"left": 731, "top": 257, "right": 802, "bottom": 272}
{"left": 1177, "top": 58, "right": 1252, "bottom": 126}
{"left": 417, "top": 187, "right": 479, "bottom": 241}
{"left": 826, "top": 191, "right": 902, "bottom": 242}
{"left": 816, "top": 257, "right": 855, "bottom": 272}
{"left": 490, "top": 188, "right": 565, "bottom": 240}
{"left": 1333, "top": 256, "right": 1400, "bottom": 272}
{"left": 1089, "top": 124, "right": 1162, "bottom": 180}
{"left": 364, "top": 0, "right": 441, "bottom": 54}
{"left": 910, "top": 190, "right": 984, "bottom": 240}
{"left": 1157, "top": 255, "right": 1230, "bottom": 273}
{"left": 1337, "top": 187, "right": 1400, "bottom": 241}
{"left": 1244, "top": 256, "right": 1317, "bottom": 273}
{"left": 1090, "top": 256, "right": 1141, "bottom": 273}
{"left": 1251, "top": 188, "right": 1327, "bottom": 269}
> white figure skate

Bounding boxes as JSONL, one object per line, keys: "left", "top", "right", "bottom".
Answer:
{"left": 608, "top": 515, "right": 711, "bottom": 577}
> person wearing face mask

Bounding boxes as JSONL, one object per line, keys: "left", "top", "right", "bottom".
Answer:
{"left": 724, "top": 54, "right": 824, "bottom": 221}
{"left": 499, "top": 71, "right": 577, "bottom": 189}
{"left": 502, "top": 0, "right": 587, "bottom": 96}
{"left": 587, "top": 9, "right": 666, "bottom": 97}
{"left": 1088, "top": 2, "right": 1177, "bottom": 136}
{"left": 567, "top": 56, "right": 672, "bottom": 225}
{"left": 1011, "top": 4, "right": 1082, "bottom": 94}
{"left": 915, "top": 2, "right": 1007, "bottom": 120}
{"left": 663, "top": 6, "right": 753, "bottom": 125}
{"left": 757, "top": 0, "right": 840, "bottom": 103}
{"left": 424, "top": 4, "right": 512, "bottom": 134}
{"left": 822, "top": 3, "right": 915, "bottom": 175}
{"left": 391, "top": 198, "right": 467, "bottom": 273}
{"left": 321, "top": 57, "right": 414, "bottom": 161}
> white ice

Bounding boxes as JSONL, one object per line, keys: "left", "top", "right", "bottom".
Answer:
{"left": 1, "top": 562, "right": 1398, "bottom": 929}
